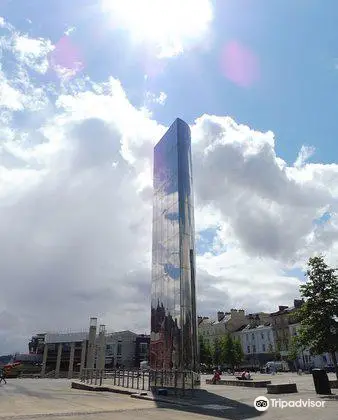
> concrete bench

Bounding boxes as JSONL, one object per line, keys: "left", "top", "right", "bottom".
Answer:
{"left": 267, "top": 383, "right": 298, "bottom": 394}
{"left": 206, "top": 379, "right": 271, "bottom": 388}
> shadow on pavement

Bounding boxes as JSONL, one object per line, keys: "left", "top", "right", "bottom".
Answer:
{"left": 153, "top": 389, "right": 262, "bottom": 419}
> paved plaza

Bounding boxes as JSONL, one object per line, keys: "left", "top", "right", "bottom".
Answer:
{"left": 0, "top": 373, "right": 336, "bottom": 420}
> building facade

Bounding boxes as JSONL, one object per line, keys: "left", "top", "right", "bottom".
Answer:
{"left": 105, "top": 330, "right": 138, "bottom": 368}
{"left": 232, "top": 324, "right": 276, "bottom": 366}
{"left": 289, "top": 322, "right": 338, "bottom": 370}
{"left": 134, "top": 334, "right": 150, "bottom": 368}
{"left": 270, "top": 299, "right": 304, "bottom": 358}
{"left": 29, "top": 330, "right": 148, "bottom": 375}
{"left": 198, "top": 309, "right": 247, "bottom": 346}
{"left": 150, "top": 118, "right": 198, "bottom": 373}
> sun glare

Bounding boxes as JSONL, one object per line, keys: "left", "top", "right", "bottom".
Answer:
{"left": 102, "top": 0, "right": 213, "bottom": 58}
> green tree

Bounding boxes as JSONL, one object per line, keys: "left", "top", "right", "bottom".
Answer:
{"left": 233, "top": 339, "right": 244, "bottom": 368}
{"left": 220, "top": 334, "right": 244, "bottom": 370}
{"left": 297, "top": 255, "right": 338, "bottom": 379}
{"left": 212, "top": 337, "right": 222, "bottom": 367}
{"left": 199, "top": 335, "right": 213, "bottom": 367}
{"left": 288, "top": 335, "right": 305, "bottom": 370}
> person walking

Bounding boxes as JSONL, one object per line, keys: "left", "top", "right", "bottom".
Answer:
{"left": 0, "top": 367, "right": 7, "bottom": 384}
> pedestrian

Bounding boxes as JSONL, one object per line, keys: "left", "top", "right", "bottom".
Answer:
{"left": 0, "top": 367, "right": 7, "bottom": 384}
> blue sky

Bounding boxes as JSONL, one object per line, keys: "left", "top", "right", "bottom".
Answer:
{"left": 2, "top": 0, "right": 338, "bottom": 165}
{"left": 2, "top": 0, "right": 338, "bottom": 353}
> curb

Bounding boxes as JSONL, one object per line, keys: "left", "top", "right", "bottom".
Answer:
{"left": 71, "top": 381, "right": 134, "bottom": 395}
{"left": 71, "top": 382, "right": 193, "bottom": 406}
{"left": 130, "top": 393, "right": 193, "bottom": 406}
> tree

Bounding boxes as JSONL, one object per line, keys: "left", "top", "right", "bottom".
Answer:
{"left": 297, "top": 255, "right": 338, "bottom": 379}
{"left": 233, "top": 339, "right": 244, "bottom": 368}
{"left": 220, "top": 334, "right": 244, "bottom": 370}
{"left": 212, "top": 337, "right": 222, "bottom": 367}
{"left": 199, "top": 335, "right": 213, "bottom": 367}
{"left": 288, "top": 335, "right": 305, "bottom": 370}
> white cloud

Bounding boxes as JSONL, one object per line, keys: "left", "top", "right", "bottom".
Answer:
{"left": 145, "top": 91, "right": 167, "bottom": 106}
{"left": 101, "top": 0, "right": 213, "bottom": 58}
{"left": 294, "top": 145, "right": 315, "bottom": 168}
{"left": 65, "top": 26, "right": 76, "bottom": 36}
{"left": 192, "top": 115, "right": 336, "bottom": 263}
{"left": 13, "top": 35, "right": 54, "bottom": 73}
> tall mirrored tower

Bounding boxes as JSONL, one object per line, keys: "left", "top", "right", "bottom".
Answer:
{"left": 150, "top": 118, "right": 198, "bottom": 378}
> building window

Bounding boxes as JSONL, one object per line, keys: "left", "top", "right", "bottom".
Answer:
{"left": 140, "top": 343, "right": 148, "bottom": 355}
{"left": 247, "top": 346, "right": 250, "bottom": 353}
{"left": 253, "top": 345, "right": 256, "bottom": 353}
{"left": 251, "top": 333, "right": 254, "bottom": 340}
{"left": 117, "top": 342, "right": 122, "bottom": 355}
{"left": 262, "top": 344, "right": 266, "bottom": 352}
{"left": 261, "top": 333, "right": 264, "bottom": 339}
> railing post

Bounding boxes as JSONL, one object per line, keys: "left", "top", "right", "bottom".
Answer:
{"left": 137, "top": 369, "right": 140, "bottom": 390}
{"left": 142, "top": 371, "right": 145, "bottom": 390}
{"left": 122, "top": 369, "right": 125, "bottom": 387}
{"left": 182, "top": 371, "right": 185, "bottom": 396}
{"left": 174, "top": 370, "right": 177, "bottom": 396}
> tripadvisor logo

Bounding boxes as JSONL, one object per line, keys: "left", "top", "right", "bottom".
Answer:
{"left": 254, "top": 396, "right": 326, "bottom": 411}
{"left": 254, "top": 396, "right": 269, "bottom": 411}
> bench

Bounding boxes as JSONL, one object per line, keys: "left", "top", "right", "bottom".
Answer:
{"left": 236, "top": 376, "right": 253, "bottom": 381}
{"left": 206, "top": 379, "right": 271, "bottom": 388}
{"left": 267, "top": 383, "right": 298, "bottom": 394}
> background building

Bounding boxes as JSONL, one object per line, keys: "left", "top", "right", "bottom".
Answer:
{"left": 232, "top": 323, "right": 276, "bottom": 367}
{"left": 150, "top": 118, "right": 198, "bottom": 373}
{"left": 105, "top": 330, "right": 141, "bottom": 368}
{"left": 29, "top": 330, "right": 149, "bottom": 374}
{"left": 270, "top": 299, "right": 304, "bottom": 359}
{"left": 289, "top": 322, "right": 338, "bottom": 370}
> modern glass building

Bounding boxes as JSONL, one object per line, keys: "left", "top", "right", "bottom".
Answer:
{"left": 150, "top": 118, "right": 198, "bottom": 381}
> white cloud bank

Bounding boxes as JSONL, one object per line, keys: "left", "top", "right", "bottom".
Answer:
{"left": 1, "top": 19, "right": 338, "bottom": 354}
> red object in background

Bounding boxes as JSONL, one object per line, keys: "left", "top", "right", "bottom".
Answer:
{"left": 4, "top": 362, "right": 21, "bottom": 371}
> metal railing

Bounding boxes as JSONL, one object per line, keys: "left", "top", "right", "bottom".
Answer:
{"left": 80, "top": 368, "right": 200, "bottom": 396}
{"left": 80, "top": 368, "right": 105, "bottom": 386}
